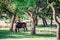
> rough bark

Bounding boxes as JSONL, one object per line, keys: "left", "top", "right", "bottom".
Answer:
{"left": 24, "top": 6, "right": 40, "bottom": 35}
{"left": 50, "top": 15, "right": 53, "bottom": 25}
{"left": 45, "top": 19, "right": 47, "bottom": 26}
{"left": 51, "top": 5, "right": 60, "bottom": 40}
{"left": 35, "top": 7, "right": 39, "bottom": 26}
{"left": 38, "top": 13, "right": 47, "bottom": 26}
{"left": 9, "top": 13, "right": 16, "bottom": 32}
{"left": 31, "top": 17, "right": 36, "bottom": 35}
{"left": 35, "top": 14, "right": 38, "bottom": 26}
{"left": 24, "top": 11, "right": 36, "bottom": 35}
{"left": 30, "top": 7, "right": 39, "bottom": 35}
{"left": 42, "top": 18, "right": 47, "bottom": 26}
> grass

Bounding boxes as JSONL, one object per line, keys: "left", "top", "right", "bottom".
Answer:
{"left": 0, "top": 24, "right": 57, "bottom": 40}
{"left": 37, "top": 24, "right": 57, "bottom": 28}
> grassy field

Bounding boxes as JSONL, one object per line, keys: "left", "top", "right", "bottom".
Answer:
{"left": 0, "top": 25, "right": 57, "bottom": 40}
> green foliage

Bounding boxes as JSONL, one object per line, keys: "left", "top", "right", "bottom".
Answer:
{"left": 36, "top": 0, "right": 47, "bottom": 8}
{"left": 0, "top": 0, "right": 60, "bottom": 20}
{"left": 0, "top": 0, "right": 36, "bottom": 19}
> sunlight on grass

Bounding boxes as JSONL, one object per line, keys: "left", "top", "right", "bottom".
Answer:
{"left": 0, "top": 37, "right": 56, "bottom": 40}
{"left": 0, "top": 25, "right": 57, "bottom": 40}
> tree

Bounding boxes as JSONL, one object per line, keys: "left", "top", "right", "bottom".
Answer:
{"left": 0, "top": 0, "right": 15, "bottom": 31}
{"left": 29, "top": 0, "right": 47, "bottom": 35}
{"left": 51, "top": 4, "right": 60, "bottom": 40}
{"left": 8, "top": 0, "right": 31, "bottom": 31}
{"left": 47, "top": 0, "right": 60, "bottom": 40}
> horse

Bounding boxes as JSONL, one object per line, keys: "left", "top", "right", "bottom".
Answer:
{"left": 15, "top": 21, "right": 27, "bottom": 32}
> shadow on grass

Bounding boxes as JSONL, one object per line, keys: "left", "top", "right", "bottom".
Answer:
{"left": 0, "top": 30, "right": 56, "bottom": 39}
{"left": 34, "top": 34, "right": 56, "bottom": 37}
{"left": 37, "top": 24, "right": 57, "bottom": 28}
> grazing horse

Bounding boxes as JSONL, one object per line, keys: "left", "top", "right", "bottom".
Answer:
{"left": 15, "top": 21, "right": 27, "bottom": 32}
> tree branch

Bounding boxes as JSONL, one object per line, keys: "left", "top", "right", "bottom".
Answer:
{"left": 24, "top": 11, "right": 32, "bottom": 18}
{"left": 50, "top": 5, "right": 60, "bottom": 24}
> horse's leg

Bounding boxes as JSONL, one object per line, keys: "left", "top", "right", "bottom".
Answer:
{"left": 23, "top": 27, "right": 25, "bottom": 32}
{"left": 25, "top": 27, "right": 28, "bottom": 32}
{"left": 18, "top": 28, "right": 19, "bottom": 32}
{"left": 25, "top": 27, "right": 28, "bottom": 31}
{"left": 25, "top": 25, "right": 28, "bottom": 32}
{"left": 15, "top": 28, "right": 17, "bottom": 32}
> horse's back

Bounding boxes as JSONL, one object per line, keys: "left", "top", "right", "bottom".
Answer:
{"left": 16, "top": 22, "right": 26, "bottom": 28}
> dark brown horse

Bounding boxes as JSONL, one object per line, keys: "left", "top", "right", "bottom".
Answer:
{"left": 15, "top": 22, "right": 27, "bottom": 32}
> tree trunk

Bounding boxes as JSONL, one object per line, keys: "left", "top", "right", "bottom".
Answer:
{"left": 30, "top": 7, "right": 39, "bottom": 35}
{"left": 45, "top": 19, "right": 47, "bottom": 26}
{"left": 9, "top": 13, "right": 16, "bottom": 32}
{"left": 50, "top": 15, "right": 53, "bottom": 26}
{"left": 51, "top": 5, "right": 60, "bottom": 40}
{"left": 31, "top": 17, "right": 36, "bottom": 35}
{"left": 42, "top": 18, "right": 47, "bottom": 26}
{"left": 42, "top": 18, "right": 45, "bottom": 26}
{"left": 35, "top": 13, "right": 38, "bottom": 26}
{"left": 35, "top": 7, "right": 39, "bottom": 26}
